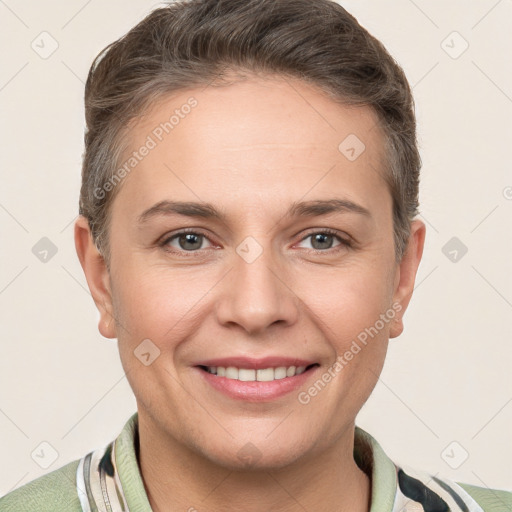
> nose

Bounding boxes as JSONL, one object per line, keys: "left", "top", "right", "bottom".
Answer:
{"left": 215, "top": 242, "right": 300, "bottom": 335}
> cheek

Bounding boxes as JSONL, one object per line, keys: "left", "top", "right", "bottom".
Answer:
{"left": 295, "top": 262, "right": 394, "bottom": 401}
{"left": 299, "top": 261, "right": 395, "bottom": 342}
{"left": 297, "top": 269, "right": 392, "bottom": 431}
{"left": 111, "top": 263, "right": 220, "bottom": 347}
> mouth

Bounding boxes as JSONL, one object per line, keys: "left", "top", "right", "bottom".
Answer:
{"left": 198, "top": 364, "right": 319, "bottom": 382}
{"left": 194, "top": 360, "right": 320, "bottom": 402}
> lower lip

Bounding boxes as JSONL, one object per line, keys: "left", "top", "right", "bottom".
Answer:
{"left": 196, "top": 366, "right": 318, "bottom": 402}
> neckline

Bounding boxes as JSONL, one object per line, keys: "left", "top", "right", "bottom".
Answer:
{"left": 114, "top": 414, "right": 399, "bottom": 512}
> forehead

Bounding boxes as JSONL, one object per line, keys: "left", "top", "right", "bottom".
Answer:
{"left": 115, "top": 75, "right": 389, "bottom": 215}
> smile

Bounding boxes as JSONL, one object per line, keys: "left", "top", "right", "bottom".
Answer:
{"left": 200, "top": 365, "right": 312, "bottom": 381}
{"left": 195, "top": 357, "right": 320, "bottom": 401}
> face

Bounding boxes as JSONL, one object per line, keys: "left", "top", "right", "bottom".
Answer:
{"left": 77, "top": 75, "right": 424, "bottom": 470}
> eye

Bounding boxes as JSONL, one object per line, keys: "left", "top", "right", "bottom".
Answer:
{"left": 297, "top": 230, "right": 350, "bottom": 251}
{"left": 161, "top": 231, "right": 214, "bottom": 252}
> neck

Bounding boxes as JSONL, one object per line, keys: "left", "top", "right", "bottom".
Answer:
{"left": 137, "top": 415, "right": 371, "bottom": 512}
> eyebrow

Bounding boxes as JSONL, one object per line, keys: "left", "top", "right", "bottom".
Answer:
{"left": 137, "top": 198, "right": 371, "bottom": 224}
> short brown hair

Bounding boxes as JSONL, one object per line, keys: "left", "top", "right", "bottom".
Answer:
{"left": 80, "top": 0, "right": 420, "bottom": 264}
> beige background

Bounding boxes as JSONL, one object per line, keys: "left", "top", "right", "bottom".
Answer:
{"left": 1, "top": 0, "right": 511, "bottom": 496}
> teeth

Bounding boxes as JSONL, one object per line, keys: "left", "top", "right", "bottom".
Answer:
{"left": 204, "top": 365, "right": 310, "bottom": 381}
{"left": 286, "top": 366, "right": 296, "bottom": 377}
{"left": 225, "top": 366, "right": 238, "bottom": 379}
{"left": 256, "top": 368, "right": 274, "bottom": 381}
{"left": 274, "top": 366, "right": 287, "bottom": 379}
{"left": 238, "top": 368, "right": 256, "bottom": 381}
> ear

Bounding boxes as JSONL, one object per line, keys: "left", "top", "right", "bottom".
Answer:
{"left": 74, "top": 216, "right": 117, "bottom": 339}
{"left": 389, "top": 219, "right": 426, "bottom": 339}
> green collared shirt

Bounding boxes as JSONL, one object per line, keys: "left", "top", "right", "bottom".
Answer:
{"left": 1, "top": 412, "right": 510, "bottom": 511}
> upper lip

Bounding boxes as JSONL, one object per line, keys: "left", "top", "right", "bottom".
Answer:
{"left": 195, "top": 356, "right": 317, "bottom": 370}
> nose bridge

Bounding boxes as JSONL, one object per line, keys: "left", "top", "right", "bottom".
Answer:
{"left": 215, "top": 236, "right": 298, "bottom": 334}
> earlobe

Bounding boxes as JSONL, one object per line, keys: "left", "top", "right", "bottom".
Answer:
{"left": 74, "top": 216, "right": 117, "bottom": 339}
{"left": 389, "top": 219, "right": 426, "bottom": 339}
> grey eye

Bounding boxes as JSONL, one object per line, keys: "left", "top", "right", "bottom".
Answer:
{"left": 298, "top": 232, "right": 342, "bottom": 251}
{"left": 310, "top": 233, "right": 335, "bottom": 250}
{"left": 165, "top": 232, "right": 212, "bottom": 251}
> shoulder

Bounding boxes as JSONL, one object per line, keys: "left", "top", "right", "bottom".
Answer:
{"left": 0, "top": 459, "right": 82, "bottom": 512}
{"left": 395, "top": 463, "right": 512, "bottom": 512}
{"left": 0, "top": 414, "right": 140, "bottom": 512}
{"left": 457, "top": 481, "right": 512, "bottom": 511}
{"left": 355, "top": 427, "right": 512, "bottom": 512}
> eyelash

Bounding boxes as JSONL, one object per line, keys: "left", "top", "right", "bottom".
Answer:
{"left": 158, "top": 227, "right": 353, "bottom": 257}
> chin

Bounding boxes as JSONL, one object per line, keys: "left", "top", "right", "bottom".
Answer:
{"left": 197, "top": 434, "right": 313, "bottom": 472}
{"left": 210, "top": 449, "right": 304, "bottom": 472}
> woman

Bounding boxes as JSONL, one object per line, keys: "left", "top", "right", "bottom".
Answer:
{"left": 1, "top": 0, "right": 510, "bottom": 510}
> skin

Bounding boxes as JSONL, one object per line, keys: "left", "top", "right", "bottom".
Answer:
{"left": 75, "top": 75, "right": 425, "bottom": 512}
